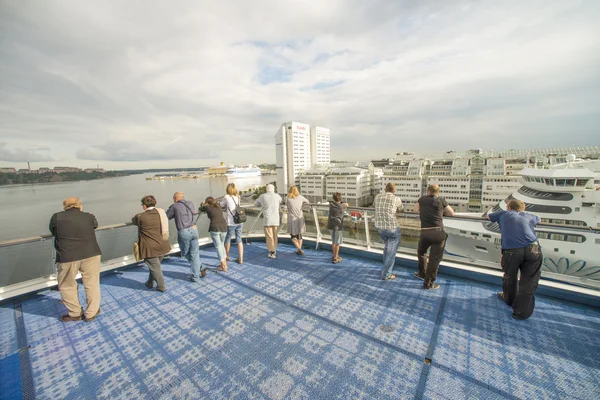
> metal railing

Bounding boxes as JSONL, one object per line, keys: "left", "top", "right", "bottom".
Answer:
{"left": 1, "top": 205, "right": 599, "bottom": 301}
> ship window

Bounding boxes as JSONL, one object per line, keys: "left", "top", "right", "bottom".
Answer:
{"left": 576, "top": 179, "right": 589, "bottom": 186}
{"left": 582, "top": 203, "right": 594, "bottom": 207}
{"left": 460, "top": 230, "right": 467, "bottom": 234}
{"left": 545, "top": 178, "right": 553, "bottom": 185}
{"left": 555, "top": 179, "right": 568, "bottom": 186}
{"left": 596, "top": 239, "right": 600, "bottom": 245}
{"left": 475, "top": 246, "right": 488, "bottom": 251}
{"left": 483, "top": 234, "right": 491, "bottom": 238}
{"left": 554, "top": 248, "right": 559, "bottom": 252}
{"left": 471, "top": 232, "right": 479, "bottom": 236}
{"left": 570, "top": 250, "right": 575, "bottom": 254}
{"left": 575, "top": 207, "right": 580, "bottom": 212}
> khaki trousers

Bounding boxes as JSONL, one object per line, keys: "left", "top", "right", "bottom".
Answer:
{"left": 264, "top": 226, "right": 279, "bottom": 252}
{"left": 57, "top": 255, "right": 101, "bottom": 319}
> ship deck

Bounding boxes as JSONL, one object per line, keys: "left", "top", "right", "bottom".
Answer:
{"left": 1, "top": 243, "right": 599, "bottom": 399}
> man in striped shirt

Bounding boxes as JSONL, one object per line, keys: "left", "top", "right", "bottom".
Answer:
{"left": 374, "top": 183, "right": 404, "bottom": 280}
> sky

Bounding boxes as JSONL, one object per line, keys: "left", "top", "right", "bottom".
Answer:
{"left": 1, "top": 0, "right": 599, "bottom": 170}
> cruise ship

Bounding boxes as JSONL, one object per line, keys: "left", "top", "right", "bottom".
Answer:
{"left": 444, "top": 156, "right": 600, "bottom": 280}
{"left": 224, "top": 164, "right": 262, "bottom": 177}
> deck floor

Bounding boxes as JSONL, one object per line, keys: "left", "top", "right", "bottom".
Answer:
{"left": 1, "top": 243, "right": 599, "bottom": 399}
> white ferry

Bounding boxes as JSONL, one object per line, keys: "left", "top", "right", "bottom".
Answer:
{"left": 444, "top": 156, "right": 600, "bottom": 281}
{"left": 224, "top": 164, "right": 262, "bottom": 177}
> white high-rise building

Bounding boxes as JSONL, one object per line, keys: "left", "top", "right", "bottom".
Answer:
{"left": 310, "top": 126, "right": 331, "bottom": 166}
{"left": 275, "top": 121, "right": 311, "bottom": 193}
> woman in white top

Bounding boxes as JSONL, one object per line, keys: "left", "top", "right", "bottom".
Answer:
{"left": 286, "top": 186, "right": 309, "bottom": 255}
{"left": 220, "top": 183, "right": 244, "bottom": 264}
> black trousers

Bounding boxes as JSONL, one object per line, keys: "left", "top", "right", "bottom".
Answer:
{"left": 500, "top": 244, "right": 542, "bottom": 319}
{"left": 417, "top": 229, "right": 447, "bottom": 288}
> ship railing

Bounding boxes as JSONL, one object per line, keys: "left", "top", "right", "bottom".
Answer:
{"left": 1, "top": 205, "right": 599, "bottom": 303}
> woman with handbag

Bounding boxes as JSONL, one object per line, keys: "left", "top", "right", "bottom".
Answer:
{"left": 220, "top": 183, "right": 244, "bottom": 264}
{"left": 132, "top": 195, "right": 171, "bottom": 292}
{"left": 199, "top": 197, "right": 229, "bottom": 272}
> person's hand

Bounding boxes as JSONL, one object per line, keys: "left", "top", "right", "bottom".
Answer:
{"left": 344, "top": 202, "right": 349, "bottom": 207}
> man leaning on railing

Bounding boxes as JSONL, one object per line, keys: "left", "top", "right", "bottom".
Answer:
{"left": 374, "top": 183, "right": 404, "bottom": 280}
{"left": 49, "top": 197, "right": 102, "bottom": 322}
{"left": 488, "top": 199, "right": 543, "bottom": 320}
{"left": 166, "top": 191, "right": 206, "bottom": 282}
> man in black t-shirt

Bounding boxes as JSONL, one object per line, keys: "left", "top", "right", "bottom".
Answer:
{"left": 413, "top": 184, "right": 455, "bottom": 290}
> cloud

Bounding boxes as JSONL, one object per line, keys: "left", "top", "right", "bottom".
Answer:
{"left": 0, "top": 0, "right": 599, "bottom": 168}
{"left": 0, "top": 142, "right": 54, "bottom": 162}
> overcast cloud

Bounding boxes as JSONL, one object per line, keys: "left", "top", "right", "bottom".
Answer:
{"left": 1, "top": 0, "right": 599, "bottom": 169}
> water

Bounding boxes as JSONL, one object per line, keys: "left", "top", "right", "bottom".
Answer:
{"left": 0, "top": 173, "right": 275, "bottom": 241}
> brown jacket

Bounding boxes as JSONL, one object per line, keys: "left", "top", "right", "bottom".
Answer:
{"left": 132, "top": 208, "right": 171, "bottom": 259}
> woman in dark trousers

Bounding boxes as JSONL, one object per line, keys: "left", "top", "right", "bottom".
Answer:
{"left": 199, "top": 197, "right": 229, "bottom": 272}
{"left": 327, "top": 192, "right": 348, "bottom": 264}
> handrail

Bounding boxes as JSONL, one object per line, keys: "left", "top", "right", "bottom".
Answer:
{"left": 2, "top": 202, "right": 597, "bottom": 247}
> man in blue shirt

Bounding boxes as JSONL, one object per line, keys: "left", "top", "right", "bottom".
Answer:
{"left": 488, "top": 199, "right": 542, "bottom": 320}
{"left": 166, "top": 192, "right": 206, "bottom": 282}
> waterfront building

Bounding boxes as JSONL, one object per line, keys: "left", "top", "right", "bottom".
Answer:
{"left": 310, "top": 126, "right": 331, "bottom": 167}
{"left": 298, "top": 162, "right": 382, "bottom": 206}
{"left": 275, "top": 121, "right": 312, "bottom": 192}
{"left": 207, "top": 162, "right": 229, "bottom": 176}
{"left": 379, "top": 146, "right": 600, "bottom": 213}
{"left": 0, "top": 167, "right": 17, "bottom": 173}
{"left": 53, "top": 166, "right": 82, "bottom": 173}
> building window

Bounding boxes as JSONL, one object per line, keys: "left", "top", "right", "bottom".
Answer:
{"left": 554, "top": 248, "right": 558, "bottom": 252}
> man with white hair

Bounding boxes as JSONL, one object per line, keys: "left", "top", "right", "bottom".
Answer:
{"left": 166, "top": 191, "right": 205, "bottom": 282}
{"left": 255, "top": 183, "right": 283, "bottom": 258}
{"left": 49, "top": 197, "right": 102, "bottom": 322}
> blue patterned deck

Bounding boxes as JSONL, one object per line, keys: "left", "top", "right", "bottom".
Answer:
{"left": 1, "top": 243, "right": 599, "bottom": 399}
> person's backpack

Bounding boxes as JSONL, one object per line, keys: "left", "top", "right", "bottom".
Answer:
{"left": 228, "top": 196, "right": 247, "bottom": 224}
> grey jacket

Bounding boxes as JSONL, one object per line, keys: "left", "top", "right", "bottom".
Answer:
{"left": 255, "top": 192, "right": 283, "bottom": 226}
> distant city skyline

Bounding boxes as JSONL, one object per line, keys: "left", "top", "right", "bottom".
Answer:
{"left": 1, "top": 1, "right": 599, "bottom": 170}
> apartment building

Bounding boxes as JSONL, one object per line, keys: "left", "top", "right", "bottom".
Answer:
{"left": 276, "top": 122, "right": 330, "bottom": 192}
{"left": 310, "top": 126, "right": 331, "bottom": 166}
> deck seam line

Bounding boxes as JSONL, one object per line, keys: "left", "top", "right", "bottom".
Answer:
{"left": 15, "top": 301, "right": 35, "bottom": 400}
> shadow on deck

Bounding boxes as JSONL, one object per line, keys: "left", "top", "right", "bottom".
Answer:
{"left": 1, "top": 243, "right": 599, "bottom": 399}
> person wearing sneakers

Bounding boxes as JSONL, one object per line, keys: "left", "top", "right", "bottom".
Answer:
{"left": 49, "top": 197, "right": 102, "bottom": 322}
{"left": 221, "top": 183, "right": 244, "bottom": 265}
{"left": 255, "top": 184, "right": 283, "bottom": 259}
{"left": 199, "top": 197, "right": 229, "bottom": 271}
{"left": 286, "top": 186, "right": 309, "bottom": 255}
{"left": 488, "top": 199, "right": 542, "bottom": 320}
{"left": 166, "top": 192, "right": 206, "bottom": 282}
{"left": 327, "top": 192, "right": 348, "bottom": 264}
{"left": 413, "top": 184, "right": 454, "bottom": 290}
{"left": 133, "top": 195, "right": 171, "bottom": 292}
{"left": 374, "top": 183, "right": 404, "bottom": 280}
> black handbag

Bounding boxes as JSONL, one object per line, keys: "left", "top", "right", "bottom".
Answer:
{"left": 228, "top": 196, "right": 247, "bottom": 224}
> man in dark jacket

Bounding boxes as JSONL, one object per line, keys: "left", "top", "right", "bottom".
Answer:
{"left": 327, "top": 192, "right": 348, "bottom": 264}
{"left": 166, "top": 192, "right": 206, "bottom": 281}
{"left": 49, "top": 197, "right": 102, "bottom": 322}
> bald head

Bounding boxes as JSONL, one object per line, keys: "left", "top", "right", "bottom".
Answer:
{"left": 173, "top": 192, "right": 185, "bottom": 202}
{"left": 63, "top": 197, "right": 82, "bottom": 211}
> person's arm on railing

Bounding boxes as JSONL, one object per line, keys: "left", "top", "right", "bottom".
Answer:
{"left": 165, "top": 205, "right": 175, "bottom": 220}
{"left": 443, "top": 205, "right": 455, "bottom": 217}
{"left": 49, "top": 213, "right": 57, "bottom": 235}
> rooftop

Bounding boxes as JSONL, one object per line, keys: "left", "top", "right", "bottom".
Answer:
{"left": 1, "top": 242, "right": 599, "bottom": 399}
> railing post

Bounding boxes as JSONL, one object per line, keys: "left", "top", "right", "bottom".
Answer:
{"left": 364, "top": 213, "right": 371, "bottom": 251}
{"left": 244, "top": 209, "right": 263, "bottom": 239}
{"left": 312, "top": 206, "right": 321, "bottom": 250}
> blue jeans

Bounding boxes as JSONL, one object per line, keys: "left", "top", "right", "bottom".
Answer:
{"left": 178, "top": 227, "right": 204, "bottom": 281}
{"left": 210, "top": 231, "right": 227, "bottom": 262}
{"left": 378, "top": 228, "right": 401, "bottom": 279}
{"left": 225, "top": 224, "right": 243, "bottom": 244}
